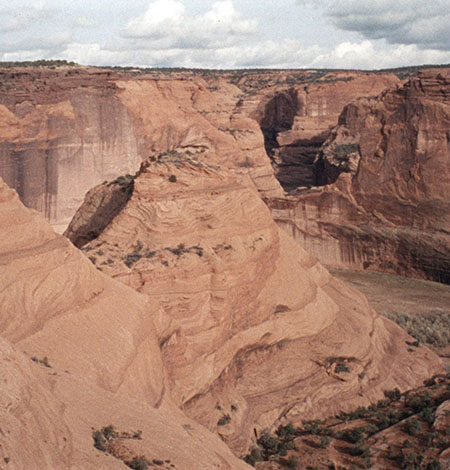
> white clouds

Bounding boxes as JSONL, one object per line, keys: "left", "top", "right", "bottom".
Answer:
{"left": 0, "top": 0, "right": 448, "bottom": 69}
{"left": 123, "top": 0, "right": 257, "bottom": 48}
{"left": 300, "top": 0, "right": 450, "bottom": 50}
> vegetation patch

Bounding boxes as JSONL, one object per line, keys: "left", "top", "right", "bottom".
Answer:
{"left": 381, "top": 310, "right": 450, "bottom": 347}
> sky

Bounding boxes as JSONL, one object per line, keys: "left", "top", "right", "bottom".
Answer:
{"left": 0, "top": 0, "right": 449, "bottom": 69}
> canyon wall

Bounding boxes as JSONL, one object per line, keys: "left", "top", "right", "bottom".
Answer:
{"left": 1, "top": 65, "right": 448, "bottom": 282}
{"left": 0, "top": 66, "right": 281, "bottom": 231}
{"left": 270, "top": 70, "right": 450, "bottom": 283}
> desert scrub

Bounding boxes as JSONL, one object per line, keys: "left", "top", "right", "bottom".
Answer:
{"left": 381, "top": 309, "right": 450, "bottom": 346}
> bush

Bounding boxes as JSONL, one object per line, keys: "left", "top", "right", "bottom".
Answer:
{"left": 126, "top": 456, "right": 149, "bottom": 470}
{"left": 286, "top": 455, "right": 299, "bottom": 469}
{"left": 168, "top": 175, "right": 177, "bottom": 183}
{"left": 319, "top": 436, "right": 331, "bottom": 448}
{"left": 217, "top": 414, "right": 231, "bottom": 426}
{"left": 404, "top": 419, "right": 420, "bottom": 436}
{"left": 349, "top": 442, "right": 370, "bottom": 458}
{"left": 92, "top": 430, "right": 107, "bottom": 451}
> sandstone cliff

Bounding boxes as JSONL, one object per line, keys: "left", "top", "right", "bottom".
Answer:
{"left": 65, "top": 158, "right": 442, "bottom": 454}
{"left": 0, "top": 177, "right": 250, "bottom": 469}
{"left": 0, "top": 66, "right": 281, "bottom": 231}
{"left": 271, "top": 70, "right": 450, "bottom": 283}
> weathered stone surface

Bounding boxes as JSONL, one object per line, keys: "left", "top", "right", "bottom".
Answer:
{"left": 66, "top": 159, "right": 442, "bottom": 453}
{"left": 272, "top": 70, "right": 450, "bottom": 282}
{"left": 0, "top": 177, "right": 250, "bottom": 469}
{"left": 0, "top": 67, "right": 281, "bottom": 231}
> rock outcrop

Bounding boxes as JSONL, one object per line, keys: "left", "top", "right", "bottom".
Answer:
{"left": 271, "top": 70, "right": 450, "bottom": 282}
{"left": 0, "top": 66, "right": 281, "bottom": 231}
{"left": 65, "top": 159, "right": 442, "bottom": 454}
{"left": 253, "top": 72, "right": 400, "bottom": 189}
{"left": 0, "top": 177, "right": 250, "bottom": 469}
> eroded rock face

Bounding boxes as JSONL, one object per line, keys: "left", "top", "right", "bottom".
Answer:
{"left": 253, "top": 72, "right": 400, "bottom": 189}
{"left": 271, "top": 70, "right": 450, "bottom": 283}
{"left": 0, "top": 177, "right": 250, "bottom": 469}
{"left": 66, "top": 160, "right": 443, "bottom": 453}
{"left": 0, "top": 67, "right": 281, "bottom": 231}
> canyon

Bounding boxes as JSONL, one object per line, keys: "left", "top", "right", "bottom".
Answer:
{"left": 0, "top": 63, "right": 448, "bottom": 468}
{"left": 0, "top": 64, "right": 448, "bottom": 281}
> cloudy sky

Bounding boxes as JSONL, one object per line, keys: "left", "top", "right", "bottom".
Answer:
{"left": 1, "top": 0, "right": 449, "bottom": 69}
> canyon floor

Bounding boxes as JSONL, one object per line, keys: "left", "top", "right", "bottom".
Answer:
{"left": 331, "top": 269, "right": 450, "bottom": 368}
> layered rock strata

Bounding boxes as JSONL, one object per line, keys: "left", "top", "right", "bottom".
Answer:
{"left": 271, "top": 70, "right": 450, "bottom": 282}
{"left": 66, "top": 160, "right": 442, "bottom": 453}
{"left": 0, "top": 177, "right": 249, "bottom": 469}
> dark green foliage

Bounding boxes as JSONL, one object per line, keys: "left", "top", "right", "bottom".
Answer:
{"left": 404, "top": 419, "right": 420, "bottom": 436}
{"left": 152, "top": 460, "right": 164, "bottom": 466}
{"left": 276, "top": 422, "right": 296, "bottom": 439}
{"left": 286, "top": 455, "right": 299, "bottom": 469}
{"left": 384, "top": 388, "right": 401, "bottom": 401}
{"left": 217, "top": 414, "right": 231, "bottom": 426}
{"left": 258, "top": 430, "right": 280, "bottom": 453}
{"left": 92, "top": 430, "right": 107, "bottom": 451}
{"left": 126, "top": 456, "right": 149, "bottom": 470}
{"left": 341, "top": 427, "right": 365, "bottom": 444}
{"left": 426, "top": 460, "right": 442, "bottom": 470}
{"left": 334, "top": 143, "right": 359, "bottom": 158}
{"left": 422, "top": 407, "right": 435, "bottom": 424}
{"left": 168, "top": 174, "right": 177, "bottom": 183}
{"left": 319, "top": 436, "right": 331, "bottom": 448}
{"left": 102, "top": 425, "right": 118, "bottom": 440}
{"left": 302, "top": 420, "right": 322, "bottom": 435}
{"left": 382, "top": 310, "right": 450, "bottom": 347}
{"left": 349, "top": 442, "right": 370, "bottom": 458}
{"left": 400, "top": 452, "right": 423, "bottom": 469}
{"left": 335, "top": 363, "right": 350, "bottom": 373}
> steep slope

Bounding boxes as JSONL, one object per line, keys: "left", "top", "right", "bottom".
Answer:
{"left": 0, "top": 66, "right": 281, "bottom": 231}
{"left": 66, "top": 159, "right": 443, "bottom": 453}
{"left": 241, "top": 71, "right": 399, "bottom": 189}
{"left": 0, "top": 177, "right": 249, "bottom": 469}
{"left": 270, "top": 70, "right": 450, "bottom": 282}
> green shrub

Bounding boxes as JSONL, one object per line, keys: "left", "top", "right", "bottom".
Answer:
{"left": 404, "top": 419, "right": 420, "bottom": 436}
{"left": 217, "top": 414, "right": 231, "bottom": 426}
{"left": 168, "top": 175, "right": 177, "bottom": 183}
{"left": 126, "top": 456, "right": 149, "bottom": 470}
{"left": 92, "top": 430, "right": 107, "bottom": 451}
{"left": 286, "top": 455, "right": 299, "bottom": 469}
{"left": 319, "top": 436, "right": 331, "bottom": 448}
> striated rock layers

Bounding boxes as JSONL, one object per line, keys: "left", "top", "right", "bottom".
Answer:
{"left": 0, "top": 177, "right": 250, "bottom": 469}
{"left": 65, "top": 159, "right": 442, "bottom": 455}
{"left": 0, "top": 66, "right": 281, "bottom": 231}
{"left": 248, "top": 71, "right": 400, "bottom": 189}
{"left": 270, "top": 70, "right": 450, "bottom": 283}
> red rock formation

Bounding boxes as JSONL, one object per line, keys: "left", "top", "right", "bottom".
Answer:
{"left": 0, "top": 67, "right": 281, "bottom": 231}
{"left": 249, "top": 71, "right": 400, "bottom": 189}
{"left": 0, "top": 177, "right": 250, "bottom": 469}
{"left": 65, "top": 158, "right": 442, "bottom": 454}
{"left": 270, "top": 70, "right": 450, "bottom": 283}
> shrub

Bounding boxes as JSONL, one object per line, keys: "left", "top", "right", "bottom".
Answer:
{"left": 126, "top": 456, "right": 149, "bottom": 470}
{"left": 335, "top": 363, "right": 350, "bottom": 373}
{"left": 349, "top": 442, "right": 370, "bottom": 458}
{"left": 168, "top": 175, "right": 177, "bottom": 182}
{"left": 404, "top": 419, "right": 420, "bottom": 436}
{"left": 92, "top": 430, "right": 107, "bottom": 451}
{"left": 426, "top": 460, "right": 442, "bottom": 470}
{"left": 319, "top": 436, "right": 331, "bottom": 448}
{"left": 384, "top": 388, "right": 401, "bottom": 401}
{"left": 217, "top": 414, "right": 231, "bottom": 426}
{"left": 286, "top": 455, "right": 299, "bottom": 469}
